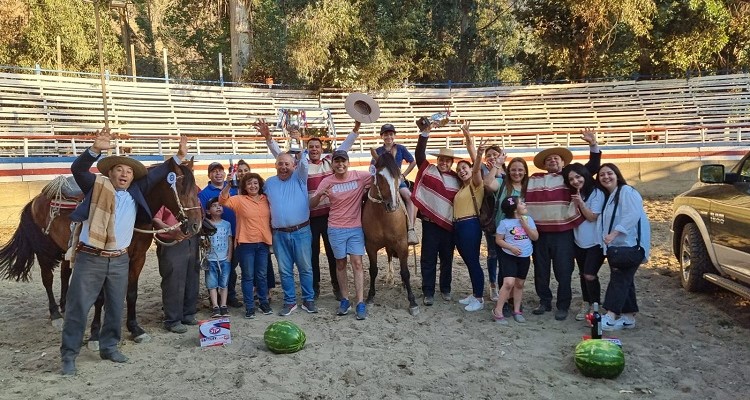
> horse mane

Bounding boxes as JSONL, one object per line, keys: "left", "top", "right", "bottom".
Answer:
{"left": 374, "top": 151, "right": 400, "bottom": 180}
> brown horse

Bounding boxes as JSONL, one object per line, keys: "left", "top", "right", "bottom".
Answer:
{"left": 362, "top": 152, "right": 419, "bottom": 316}
{"left": 0, "top": 158, "right": 203, "bottom": 346}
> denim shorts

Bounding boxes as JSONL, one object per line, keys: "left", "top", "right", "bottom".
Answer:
{"left": 205, "top": 259, "right": 231, "bottom": 289}
{"left": 327, "top": 226, "right": 365, "bottom": 259}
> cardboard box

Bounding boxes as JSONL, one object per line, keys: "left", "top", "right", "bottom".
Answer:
{"left": 198, "top": 317, "right": 231, "bottom": 347}
{"left": 581, "top": 335, "right": 622, "bottom": 348}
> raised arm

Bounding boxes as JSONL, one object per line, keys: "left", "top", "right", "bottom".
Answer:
{"left": 471, "top": 143, "right": 485, "bottom": 188}
{"left": 581, "top": 128, "right": 601, "bottom": 174}
{"left": 461, "top": 121, "right": 476, "bottom": 163}
{"left": 255, "top": 118, "right": 282, "bottom": 158}
{"left": 415, "top": 122, "right": 431, "bottom": 167}
{"left": 337, "top": 120, "right": 361, "bottom": 152}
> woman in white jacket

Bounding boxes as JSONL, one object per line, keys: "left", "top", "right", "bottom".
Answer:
{"left": 597, "top": 163, "right": 651, "bottom": 331}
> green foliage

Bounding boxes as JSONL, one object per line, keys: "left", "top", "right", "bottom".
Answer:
{"left": 644, "top": 0, "right": 731, "bottom": 74}
{"left": 1, "top": 0, "right": 749, "bottom": 85}
{"left": 0, "top": 0, "right": 124, "bottom": 73}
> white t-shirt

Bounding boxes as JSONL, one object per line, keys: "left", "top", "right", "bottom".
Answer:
{"left": 496, "top": 216, "right": 537, "bottom": 258}
{"left": 207, "top": 219, "right": 232, "bottom": 262}
{"left": 574, "top": 188, "right": 604, "bottom": 249}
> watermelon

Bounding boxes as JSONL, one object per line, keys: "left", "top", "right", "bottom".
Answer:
{"left": 574, "top": 339, "right": 625, "bottom": 379}
{"left": 264, "top": 321, "right": 306, "bottom": 354}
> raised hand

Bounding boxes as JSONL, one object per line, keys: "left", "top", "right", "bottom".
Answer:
{"left": 460, "top": 121, "right": 472, "bottom": 138}
{"left": 353, "top": 120, "right": 361, "bottom": 133}
{"left": 254, "top": 118, "right": 271, "bottom": 140}
{"left": 581, "top": 128, "right": 597, "bottom": 146}
{"left": 91, "top": 127, "right": 114, "bottom": 153}
{"left": 177, "top": 135, "right": 189, "bottom": 160}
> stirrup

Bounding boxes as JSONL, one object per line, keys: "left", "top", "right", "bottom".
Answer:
{"left": 407, "top": 228, "right": 419, "bottom": 245}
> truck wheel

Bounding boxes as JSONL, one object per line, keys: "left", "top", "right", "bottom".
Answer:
{"left": 679, "top": 222, "right": 717, "bottom": 292}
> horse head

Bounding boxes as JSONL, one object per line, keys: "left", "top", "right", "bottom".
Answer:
{"left": 371, "top": 152, "right": 401, "bottom": 213}
{"left": 148, "top": 157, "right": 203, "bottom": 236}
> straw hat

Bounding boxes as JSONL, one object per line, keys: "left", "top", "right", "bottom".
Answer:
{"left": 345, "top": 93, "right": 380, "bottom": 123}
{"left": 97, "top": 155, "right": 147, "bottom": 179}
{"left": 428, "top": 148, "right": 458, "bottom": 159}
{"left": 533, "top": 147, "right": 573, "bottom": 170}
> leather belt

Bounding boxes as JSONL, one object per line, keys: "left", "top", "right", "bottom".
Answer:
{"left": 453, "top": 215, "right": 478, "bottom": 223}
{"left": 76, "top": 243, "right": 128, "bottom": 258}
{"left": 274, "top": 220, "right": 310, "bottom": 233}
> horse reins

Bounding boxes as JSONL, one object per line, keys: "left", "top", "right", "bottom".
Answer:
{"left": 367, "top": 173, "right": 401, "bottom": 210}
{"left": 133, "top": 173, "right": 202, "bottom": 246}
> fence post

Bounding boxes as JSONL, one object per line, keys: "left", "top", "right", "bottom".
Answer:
{"left": 23, "top": 138, "right": 29, "bottom": 157}
{"left": 72, "top": 138, "right": 77, "bottom": 155}
{"left": 131, "top": 44, "right": 136, "bottom": 82}
{"left": 35, "top": 63, "right": 41, "bottom": 75}
{"left": 56, "top": 36, "right": 62, "bottom": 76}
{"left": 163, "top": 48, "right": 169, "bottom": 84}
{"left": 218, "top": 53, "right": 224, "bottom": 86}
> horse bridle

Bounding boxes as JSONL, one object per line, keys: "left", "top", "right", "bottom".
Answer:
{"left": 367, "top": 172, "right": 401, "bottom": 210}
{"left": 133, "top": 172, "right": 202, "bottom": 245}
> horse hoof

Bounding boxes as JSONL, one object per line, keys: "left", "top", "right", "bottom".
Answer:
{"left": 133, "top": 333, "right": 151, "bottom": 344}
{"left": 87, "top": 341, "right": 99, "bottom": 352}
{"left": 51, "top": 318, "right": 64, "bottom": 331}
{"left": 409, "top": 306, "right": 420, "bottom": 316}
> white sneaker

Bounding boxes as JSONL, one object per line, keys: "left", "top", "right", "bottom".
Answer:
{"left": 575, "top": 303, "right": 590, "bottom": 321}
{"left": 464, "top": 297, "right": 484, "bottom": 312}
{"left": 601, "top": 313, "right": 623, "bottom": 331}
{"left": 490, "top": 287, "right": 499, "bottom": 301}
{"left": 620, "top": 314, "right": 636, "bottom": 329}
{"left": 459, "top": 295, "right": 474, "bottom": 305}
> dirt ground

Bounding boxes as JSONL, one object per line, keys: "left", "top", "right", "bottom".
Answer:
{"left": 0, "top": 199, "right": 748, "bottom": 400}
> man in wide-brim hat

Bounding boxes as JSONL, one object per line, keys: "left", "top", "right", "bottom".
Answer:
{"left": 61, "top": 128, "right": 188, "bottom": 376}
{"left": 411, "top": 121, "right": 464, "bottom": 307}
{"left": 524, "top": 128, "right": 601, "bottom": 322}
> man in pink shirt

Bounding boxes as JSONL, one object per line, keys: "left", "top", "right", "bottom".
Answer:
{"left": 310, "top": 150, "right": 372, "bottom": 320}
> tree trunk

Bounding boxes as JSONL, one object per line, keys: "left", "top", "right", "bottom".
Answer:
{"left": 229, "top": 0, "right": 252, "bottom": 81}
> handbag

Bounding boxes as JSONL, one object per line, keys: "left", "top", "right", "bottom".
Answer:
{"left": 605, "top": 186, "right": 644, "bottom": 265}
{"left": 469, "top": 184, "right": 497, "bottom": 234}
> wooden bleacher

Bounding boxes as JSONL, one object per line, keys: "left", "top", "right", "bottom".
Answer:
{"left": 1, "top": 71, "right": 749, "bottom": 157}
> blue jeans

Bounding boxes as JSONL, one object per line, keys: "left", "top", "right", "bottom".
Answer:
{"left": 485, "top": 231, "right": 500, "bottom": 285}
{"left": 454, "top": 217, "right": 485, "bottom": 298}
{"left": 236, "top": 243, "right": 270, "bottom": 312}
{"left": 420, "top": 219, "right": 454, "bottom": 297}
{"left": 272, "top": 226, "right": 314, "bottom": 304}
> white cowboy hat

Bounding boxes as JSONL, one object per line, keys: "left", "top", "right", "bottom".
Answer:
{"left": 345, "top": 93, "right": 380, "bottom": 123}
{"left": 428, "top": 148, "right": 458, "bottom": 159}
{"left": 97, "top": 155, "right": 147, "bottom": 179}
{"left": 533, "top": 147, "right": 573, "bottom": 170}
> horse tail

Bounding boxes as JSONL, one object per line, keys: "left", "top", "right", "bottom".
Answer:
{"left": 0, "top": 202, "right": 62, "bottom": 282}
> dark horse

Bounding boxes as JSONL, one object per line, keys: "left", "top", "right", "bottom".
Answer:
{"left": 362, "top": 152, "right": 419, "bottom": 316}
{"left": 0, "top": 158, "right": 203, "bottom": 347}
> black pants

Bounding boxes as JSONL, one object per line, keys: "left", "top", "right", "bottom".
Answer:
{"left": 310, "top": 214, "right": 339, "bottom": 296}
{"left": 574, "top": 244, "right": 604, "bottom": 304}
{"left": 532, "top": 230, "right": 575, "bottom": 311}
{"left": 420, "top": 219, "right": 454, "bottom": 297}
{"left": 603, "top": 259, "right": 640, "bottom": 314}
{"left": 157, "top": 237, "right": 200, "bottom": 327}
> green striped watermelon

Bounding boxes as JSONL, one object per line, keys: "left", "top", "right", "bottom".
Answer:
{"left": 574, "top": 339, "right": 625, "bottom": 379}
{"left": 264, "top": 321, "right": 306, "bottom": 354}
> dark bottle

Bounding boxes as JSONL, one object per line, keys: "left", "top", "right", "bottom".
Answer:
{"left": 591, "top": 302, "right": 602, "bottom": 339}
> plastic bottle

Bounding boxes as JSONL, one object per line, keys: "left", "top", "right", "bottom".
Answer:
{"left": 591, "top": 302, "right": 602, "bottom": 339}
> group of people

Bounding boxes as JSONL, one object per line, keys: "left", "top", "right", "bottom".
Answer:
{"left": 59, "top": 117, "right": 651, "bottom": 376}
